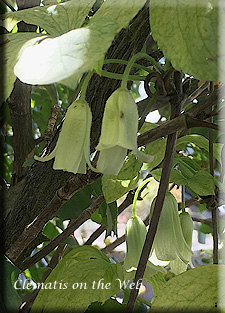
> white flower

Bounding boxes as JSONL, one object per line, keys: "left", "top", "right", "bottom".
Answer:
{"left": 34, "top": 100, "right": 92, "bottom": 174}
{"left": 96, "top": 88, "right": 153, "bottom": 175}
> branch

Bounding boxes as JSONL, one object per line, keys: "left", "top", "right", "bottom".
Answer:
{"left": 19, "top": 193, "right": 105, "bottom": 272}
{"left": 137, "top": 84, "right": 225, "bottom": 147}
{"left": 125, "top": 100, "right": 180, "bottom": 312}
{"left": 6, "top": 172, "right": 100, "bottom": 263}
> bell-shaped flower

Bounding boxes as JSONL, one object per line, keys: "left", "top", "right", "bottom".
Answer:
{"left": 96, "top": 88, "right": 153, "bottom": 175}
{"left": 124, "top": 215, "right": 166, "bottom": 281}
{"left": 149, "top": 192, "right": 192, "bottom": 263}
{"left": 170, "top": 211, "right": 194, "bottom": 274}
{"left": 124, "top": 215, "right": 147, "bottom": 273}
{"left": 34, "top": 99, "right": 92, "bottom": 174}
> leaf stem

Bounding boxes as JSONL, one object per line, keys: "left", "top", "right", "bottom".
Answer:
{"left": 104, "top": 58, "right": 153, "bottom": 73}
{"left": 132, "top": 178, "right": 154, "bottom": 217}
{"left": 101, "top": 70, "right": 145, "bottom": 81}
{"left": 80, "top": 71, "right": 93, "bottom": 101}
{"left": 121, "top": 52, "right": 164, "bottom": 89}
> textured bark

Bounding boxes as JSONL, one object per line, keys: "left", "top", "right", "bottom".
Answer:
{"left": 1, "top": 4, "right": 151, "bottom": 260}
{"left": 7, "top": 79, "right": 35, "bottom": 184}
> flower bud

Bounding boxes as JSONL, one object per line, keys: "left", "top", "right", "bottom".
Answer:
{"left": 96, "top": 88, "right": 153, "bottom": 175}
{"left": 34, "top": 99, "right": 92, "bottom": 174}
{"left": 124, "top": 215, "right": 166, "bottom": 281}
{"left": 124, "top": 215, "right": 147, "bottom": 272}
{"left": 149, "top": 192, "right": 191, "bottom": 263}
{"left": 170, "top": 211, "right": 193, "bottom": 275}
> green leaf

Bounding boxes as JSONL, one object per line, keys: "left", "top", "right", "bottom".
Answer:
{"left": 151, "top": 166, "right": 215, "bottom": 196}
{"left": 42, "top": 220, "right": 61, "bottom": 240}
{"left": 151, "top": 168, "right": 186, "bottom": 186}
{"left": 139, "top": 121, "right": 158, "bottom": 134}
{"left": 86, "top": 299, "right": 126, "bottom": 312}
{"left": 0, "top": 252, "right": 21, "bottom": 312}
{"left": 102, "top": 154, "right": 142, "bottom": 203}
{"left": 31, "top": 246, "right": 124, "bottom": 313}
{"left": 186, "top": 169, "right": 215, "bottom": 196}
{"left": 176, "top": 134, "right": 223, "bottom": 164}
{"left": 56, "top": 184, "right": 93, "bottom": 220}
{"left": 99, "top": 201, "right": 118, "bottom": 236}
{"left": 1, "top": 0, "right": 96, "bottom": 36}
{"left": 144, "top": 271, "right": 166, "bottom": 298}
{"left": 143, "top": 138, "right": 167, "bottom": 171}
{"left": 0, "top": 33, "right": 43, "bottom": 101}
{"left": 149, "top": 264, "right": 225, "bottom": 312}
{"left": 199, "top": 224, "right": 213, "bottom": 234}
{"left": 14, "top": 0, "right": 146, "bottom": 86}
{"left": 150, "top": 0, "right": 223, "bottom": 81}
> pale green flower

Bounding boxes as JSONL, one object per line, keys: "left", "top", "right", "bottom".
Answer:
{"left": 170, "top": 211, "right": 194, "bottom": 274}
{"left": 124, "top": 215, "right": 166, "bottom": 281}
{"left": 34, "top": 99, "right": 92, "bottom": 174}
{"left": 124, "top": 215, "right": 147, "bottom": 273}
{"left": 150, "top": 192, "right": 192, "bottom": 263}
{"left": 96, "top": 88, "right": 153, "bottom": 175}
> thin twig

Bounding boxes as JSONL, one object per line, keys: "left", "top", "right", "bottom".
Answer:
{"left": 137, "top": 84, "right": 225, "bottom": 147}
{"left": 209, "top": 82, "right": 218, "bottom": 264}
{"left": 44, "top": 104, "right": 60, "bottom": 143}
{"left": 181, "top": 80, "right": 210, "bottom": 109}
{"left": 19, "top": 193, "right": 104, "bottom": 272}
{"left": 186, "top": 117, "right": 225, "bottom": 133}
{"left": 6, "top": 172, "right": 100, "bottom": 263}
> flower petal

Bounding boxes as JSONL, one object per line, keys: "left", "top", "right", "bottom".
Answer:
{"left": 132, "top": 148, "right": 154, "bottom": 163}
{"left": 97, "top": 146, "right": 127, "bottom": 175}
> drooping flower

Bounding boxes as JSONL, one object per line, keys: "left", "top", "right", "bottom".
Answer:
{"left": 124, "top": 215, "right": 147, "bottom": 273}
{"left": 34, "top": 99, "right": 92, "bottom": 174}
{"left": 124, "top": 215, "right": 166, "bottom": 281}
{"left": 149, "top": 192, "right": 192, "bottom": 263}
{"left": 96, "top": 88, "right": 153, "bottom": 175}
{"left": 170, "top": 211, "right": 194, "bottom": 274}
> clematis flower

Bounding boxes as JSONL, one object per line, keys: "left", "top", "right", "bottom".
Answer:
{"left": 34, "top": 99, "right": 92, "bottom": 174}
{"left": 124, "top": 215, "right": 166, "bottom": 281}
{"left": 96, "top": 88, "right": 153, "bottom": 175}
{"left": 170, "top": 211, "right": 194, "bottom": 274}
{"left": 149, "top": 192, "right": 192, "bottom": 263}
{"left": 124, "top": 215, "right": 147, "bottom": 273}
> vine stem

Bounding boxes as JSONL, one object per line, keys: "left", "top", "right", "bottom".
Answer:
{"left": 121, "top": 52, "right": 164, "bottom": 89}
{"left": 101, "top": 70, "right": 145, "bottom": 81}
{"left": 125, "top": 131, "right": 177, "bottom": 312}
{"left": 125, "top": 74, "right": 181, "bottom": 312}
{"left": 132, "top": 178, "right": 153, "bottom": 217}
{"left": 104, "top": 58, "right": 154, "bottom": 73}
{"left": 209, "top": 81, "right": 218, "bottom": 264}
